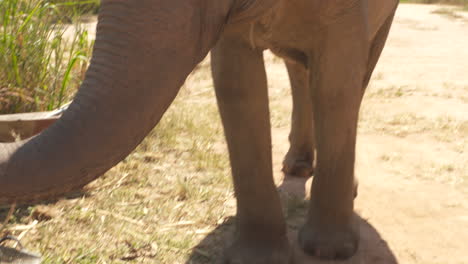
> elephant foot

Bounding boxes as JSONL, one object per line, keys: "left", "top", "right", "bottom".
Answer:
{"left": 298, "top": 220, "right": 359, "bottom": 260}
{"left": 282, "top": 150, "right": 314, "bottom": 178}
{"left": 221, "top": 236, "right": 293, "bottom": 264}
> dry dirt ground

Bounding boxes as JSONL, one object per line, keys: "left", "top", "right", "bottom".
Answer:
{"left": 1, "top": 3, "right": 467, "bottom": 264}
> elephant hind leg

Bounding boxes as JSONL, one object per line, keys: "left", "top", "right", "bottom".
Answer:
{"left": 282, "top": 61, "right": 315, "bottom": 178}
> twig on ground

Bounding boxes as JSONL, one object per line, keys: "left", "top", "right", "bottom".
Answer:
{"left": 157, "top": 220, "right": 196, "bottom": 232}
{"left": 96, "top": 209, "right": 145, "bottom": 227}
{"left": 15, "top": 220, "right": 39, "bottom": 248}
{"left": 8, "top": 220, "right": 39, "bottom": 232}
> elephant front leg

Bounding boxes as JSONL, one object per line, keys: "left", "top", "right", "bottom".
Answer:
{"left": 282, "top": 61, "right": 315, "bottom": 178}
{"left": 298, "top": 10, "right": 368, "bottom": 260}
{"left": 211, "top": 36, "right": 292, "bottom": 264}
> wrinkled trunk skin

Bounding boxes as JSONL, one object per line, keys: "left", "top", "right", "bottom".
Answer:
{"left": 0, "top": 0, "right": 235, "bottom": 204}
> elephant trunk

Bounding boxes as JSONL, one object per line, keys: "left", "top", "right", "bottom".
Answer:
{"left": 0, "top": 0, "right": 232, "bottom": 204}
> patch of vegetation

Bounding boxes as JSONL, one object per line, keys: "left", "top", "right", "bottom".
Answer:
{"left": 47, "top": 0, "right": 100, "bottom": 23}
{"left": 432, "top": 7, "right": 465, "bottom": 18}
{"left": 0, "top": 0, "right": 95, "bottom": 114}
{"left": 400, "top": 0, "right": 467, "bottom": 5}
{"left": 400, "top": 0, "right": 468, "bottom": 11}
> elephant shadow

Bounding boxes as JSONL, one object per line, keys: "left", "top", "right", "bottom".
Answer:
{"left": 186, "top": 177, "right": 398, "bottom": 264}
{"left": 187, "top": 215, "right": 397, "bottom": 264}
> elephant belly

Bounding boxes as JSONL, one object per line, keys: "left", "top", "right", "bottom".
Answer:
{"left": 368, "top": 0, "right": 399, "bottom": 40}
{"left": 246, "top": 0, "right": 398, "bottom": 64}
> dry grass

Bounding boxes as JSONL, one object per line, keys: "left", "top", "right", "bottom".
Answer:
{"left": 400, "top": 0, "right": 468, "bottom": 5}
{"left": 432, "top": 7, "right": 465, "bottom": 18}
{"left": 401, "top": 0, "right": 468, "bottom": 15}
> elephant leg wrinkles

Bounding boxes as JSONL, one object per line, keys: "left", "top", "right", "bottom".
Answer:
{"left": 211, "top": 35, "right": 292, "bottom": 264}
{"left": 297, "top": 7, "right": 369, "bottom": 259}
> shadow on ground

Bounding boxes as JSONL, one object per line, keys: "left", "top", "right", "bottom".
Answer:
{"left": 186, "top": 176, "right": 398, "bottom": 264}
{"left": 186, "top": 214, "right": 397, "bottom": 264}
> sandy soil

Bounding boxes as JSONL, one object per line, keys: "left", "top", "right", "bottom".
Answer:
{"left": 267, "top": 4, "right": 468, "bottom": 264}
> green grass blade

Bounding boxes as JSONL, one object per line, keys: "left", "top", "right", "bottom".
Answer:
{"left": 58, "top": 52, "right": 88, "bottom": 107}
{"left": 17, "top": 1, "right": 42, "bottom": 33}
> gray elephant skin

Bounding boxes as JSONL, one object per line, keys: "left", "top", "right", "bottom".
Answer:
{"left": 0, "top": 0, "right": 399, "bottom": 263}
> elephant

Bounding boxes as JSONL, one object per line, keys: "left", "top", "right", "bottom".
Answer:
{"left": 0, "top": 0, "right": 399, "bottom": 263}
